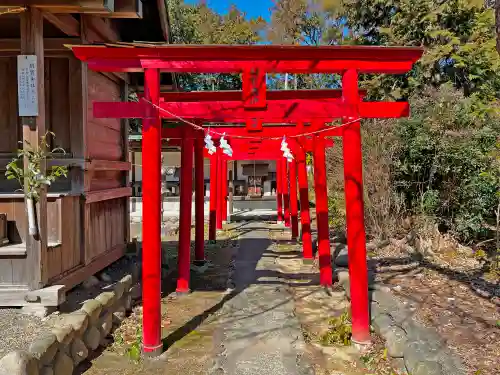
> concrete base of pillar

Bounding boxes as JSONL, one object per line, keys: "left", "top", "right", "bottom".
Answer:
{"left": 143, "top": 345, "right": 163, "bottom": 357}
{"left": 302, "top": 258, "right": 314, "bottom": 265}
{"left": 193, "top": 260, "right": 208, "bottom": 267}
{"left": 173, "top": 290, "right": 191, "bottom": 297}
{"left": 352, "top": 340, "right": 372, "bottom": 353}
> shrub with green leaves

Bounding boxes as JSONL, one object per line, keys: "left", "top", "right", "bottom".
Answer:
{"left": 392, "top": 86, "right": 499, "bottom": 243}
{"left": 5, "top": 132, "right": 68, "bottom": 201}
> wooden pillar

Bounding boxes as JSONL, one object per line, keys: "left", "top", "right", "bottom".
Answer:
{"left": 342, "top": 69, "right": 370, "bottom": 344}
{"left": 297, "top": 147, "right": 313, "bottom": 261}
{"left": 141, "top": 68, "right": 162, "bottom": 356}
{"left": 121, "top": 81, "right": 130, "bottom": 245}
{"left": 312, "top": 135, "right": 332, "bottom": 286}
{"left": 194, "top": 137, "right": 205, "bottom": 262}
{"left": 177, "top": 135, "right": 194, "bottom": 293}
{"left": 282, "top": 158, "right": 290, "bottom": 227}
{"left": 289, "top": 160, "right": 299, "bottom": 240}
{"left": 208, "top": 152, "right": 218, "bottom": 241}
{"left": 276, "top": 159, "right": 284, "bottom": 224}
{"left": 20, "top": 7, "right": 47, "bottom": 290}
{"left": 221, "top": 159, "right": 228, "bottom": 224}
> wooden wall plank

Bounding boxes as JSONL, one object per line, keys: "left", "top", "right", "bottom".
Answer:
{"left": 48, "top": 58, "right": 71, "bottom": 151}
{"left": 0, "top": 58, "right": 18, "bottom": 153}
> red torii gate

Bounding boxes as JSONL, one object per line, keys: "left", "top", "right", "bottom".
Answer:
{"left": 69, "top": 44, "right": 423, "bottom": 355}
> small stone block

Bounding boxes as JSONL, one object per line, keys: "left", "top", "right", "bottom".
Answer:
{"left": 120, "top": 274, "right": 133, "bottom": 290}
{"left": 123, "top": 293, "right": 133, "bottom": 311}
{"left": 60, "top": 312, "right": 88, "bottom": 336}
{"left": 70, "top": 338, "right": 88, "bottom": 365}
{"left": 83, "top": 326, "right": 101, "bottom": 351}
{"left": 95, "top": 291, "right": 116, "bottom": 309}
{"left": 52, "top": 326, "right": 74, "bottom": 346}
{"left": 0, "top": 350, "right": 39, "bottom": 375}
{"left": 112, "top": 306, "right": 126, "bottom": 325}
{"left": 113, "top": 282, "right": 125, "bottom": 299}
{"left": 383, "top": 326, "right": 407, "bottom": 358}
{"left": 372, "top": 314, "right": 394, "bottom": 335}
{"left": 98, "top": 312, "right": 113, "bottom": 337}
{"left": 129, "top": 285, "right": 141, "bottom": 300}
{"left": 28, "top": 333, "right": 59, "bottom": 366}
{"left": 413, "top": 361, "right": 442, "bottom": 375}
{"left": 336, "top": 270, "right": 349, "bottom": 285}
{"left": 52, "top": 351, "right": 73, "bottom": 375}
{"left": 80, "top": 299, "right": 103, "bottom": 325}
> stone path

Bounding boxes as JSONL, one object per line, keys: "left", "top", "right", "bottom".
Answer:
{"left": 210, "top": 222, "right": 315, "bottom": 375}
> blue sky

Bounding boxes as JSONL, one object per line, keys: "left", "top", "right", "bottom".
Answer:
{"left": 184, "top": 0, "right": 273, "bottom": 20}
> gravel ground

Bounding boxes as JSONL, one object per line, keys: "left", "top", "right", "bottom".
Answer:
{"left": 0, "top": 308, "right": 52, "bottom": 358}
{"left": 0, "top": 253, "right": 139, "bottom": 359}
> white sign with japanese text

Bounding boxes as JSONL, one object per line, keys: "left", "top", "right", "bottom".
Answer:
{"left": 17, "top": 55, "right": 38, "bottom": 117}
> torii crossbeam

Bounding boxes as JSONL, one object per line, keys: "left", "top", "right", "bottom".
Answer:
{"left": 68, "top": 43, "right": 423, "bottom": 355}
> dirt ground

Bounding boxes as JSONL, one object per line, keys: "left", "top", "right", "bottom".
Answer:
{"left": 269, "top": 228, "right": 406, "bottom": 375}
{"left": 78, "top": 227, "right": 239, "bottom": 375}
{"left": 370, "top": 242, "right": 500, "bottom": 375}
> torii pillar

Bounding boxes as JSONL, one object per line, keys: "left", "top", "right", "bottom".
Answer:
{"left": 312, "top": 134, "right": 332, "bottom": 286}
{"left": 221, "top": 159, "right": 228, "bottom": 224}
{"left": 216, "top": 153, "right": 224, "bottom": 230}
{"left": 194, "top": 137, "right": 205, "bottom": 262}
{"left": 276, "top": 159, "right": 284, "bottom": 224}
{"left": 209, "top": 151, "right": 219, "bottom": 241}
{"left": 141, "top": 68, "right": 162, "bottom": 356}
{"left": 177, "top": 135, "right": 194, "bottom": 294}
{"left": 296, "top": 146, "right": 313, "bottom": 261}
{"left": 289, "top": 160, "right": 299, "bottom": 240}
{"left": 282, "top": 158, "right": 291, "bottom": 227}
{"left": 342, "top": 69, "right": 370, "bottom": 344}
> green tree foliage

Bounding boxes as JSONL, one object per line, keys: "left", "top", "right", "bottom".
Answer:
{"left": 342, "top": 0, "right": 500, "bottom": 100}
{"left": 166, "top": 0, "right": 265, "bottom": 90}
{"left": 164, "top": 0, "right": 500, "bottom": 245}
{"left": 393, "top": 86, "right": 499, "bottom": 242}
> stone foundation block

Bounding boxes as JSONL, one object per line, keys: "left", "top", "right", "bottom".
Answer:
{"left": 372, "top": 313, "right": 393, "bottom": 335}
{"left": 83, "top": 326, "right": 100, "bottom": 351}
{"left": 51, "top": 326, "right": 74, "bottom": 346}
{"left": 81, "top": 299, "right": 103, "bottom": 325}
{"left": 123, "top": 293, "right": 133, "bottom": 311}
{"left": 120, "top": 274, "right": 133, "bottom": 291}
{"left": 70, "top": 338, "right": 88, "bottom": 365}
{"left": 98, "top": 312, "right": 113, "bottom": 338}
{"left": 112, "top": 306, "right": 126, "bottom": 325}
{"left": 52, "top": 351, "right": 73, "bottom": 375}
{"left": 0, "top": 351, "right": 39, "bottom": 375}
{"left": 28, "top": 334, "right": 59, "bottom": 366}
{"left": 383, "top": 326, "right": 407, "bottom": 358}
{"left": 113, "top": 282, "right": 125, "bottom": 300}
{"left": 95, "top": 291, "right": 116, "bottom": 309}
{"left": 61, "top": 312, "right": 88, "bottom": 336}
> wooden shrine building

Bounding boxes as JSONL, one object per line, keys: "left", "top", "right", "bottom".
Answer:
{"left": 0, "top": 1, "right": 170, "bottom": 307}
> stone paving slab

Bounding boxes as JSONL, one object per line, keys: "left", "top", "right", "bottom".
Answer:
{"left": 211, "top": 222, "right": 315, "bottom": 375}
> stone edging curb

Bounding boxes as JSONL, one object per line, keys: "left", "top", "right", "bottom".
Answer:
{"left": 336, "top": 270, "right": 467, "bottom": 375}
{"left": 0, "top": 270, "right": 139, "bottom": 375}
